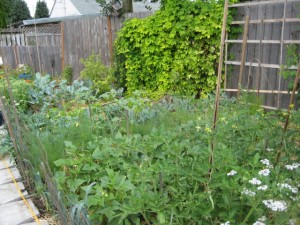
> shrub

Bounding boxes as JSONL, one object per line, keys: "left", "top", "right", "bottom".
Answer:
{"left": 0, "top": 75, "right": 31, "bottom": 112}
{"left": 80, "top": 53, "right": 115, "bottom": 95}
{"left": 61, "top": 65, "right": 73, "bottom": 84}
{"left": 115, "top": 0, "right": 235, "bottom": 97}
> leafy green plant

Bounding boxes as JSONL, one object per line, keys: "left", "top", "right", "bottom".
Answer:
{"left": 61, "top": 65, "right": 73, "bottom": 84}
{"left": 0, "top": 126, "right": 13, "bottom": 157}
{"left": 281, "top": 44, "right": 299, "bottom": 90}
{"left": 80, "top": 53, "right": 115, "bottom": 95}
{"left": 115, "top": 0, "right": 236, "bottom": 97}
{"left": 29, "top": 73, "right": 92, "bottom": 111}
{"left": 48, "top": 94, "right": 300, "bottom": 225}
{"left": 0, "top": 77, "right": 31, "bottom": 111}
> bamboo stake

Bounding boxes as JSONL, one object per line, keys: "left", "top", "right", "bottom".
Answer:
{"left": 237, "top": 16, "right": 250, "bottom": 98}
{"left": 275, "top": 60, "right": 300, "bottom": 164}
{"left": 61, "top": 22, "right": 65, "bottom": 74}
{"left": 33, "top": 18, "right": 41, "bottom": 73}
{"left": 210, "top": 0, "right": 229, "bottom": 179}
{"left": 283, "top": 61, "right": 299, "bottom": 132}
{"left": 212, "top": 0, "right": 229, "bottom": 130}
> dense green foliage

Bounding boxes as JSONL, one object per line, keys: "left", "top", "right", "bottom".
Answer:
{"left": 61, "top": 65, "right": 73, "bottom": 84}
{"left": 22, "top": 89, "right": 300, "bottom": 225}
{"left": 2, "top": 0, "right": 15, "bottom": 25}
{"left": 0, "top": 70, "right": 31, "bottom": 112}
{"left": 0, "top": 2, "right": 299, "bottom": 224}
{"left": 34, "top": 0, "right": 49, "bottom": 19}
{"left": 0, "top": 0, "right": 7, "bottom": 28}
{"left": 115, "top": 0, "right": 234, "bottom": 97}
{"left": 281, "top": 44, "right": 300, "bottom": 97}
{"left": 28, "top": 73, "right": 91, "bottom": 110}
{"left": 80, "top": 53, "right": 115, "bottom": 95}
{"left": 1, "top": 68, "right": 299, "bottom": 224}
{"left": 11, "top": 0, "right": 31, "bottom": 23}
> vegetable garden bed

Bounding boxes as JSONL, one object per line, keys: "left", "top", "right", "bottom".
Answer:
{"left": 5, "top": 80, "right": 298, "bottom": 225}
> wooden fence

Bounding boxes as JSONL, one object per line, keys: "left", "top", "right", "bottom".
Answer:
{"left": 1, "top": 45, "right": 61, "bottom": 75}
{"left": 0, "top": 12, "right": 152, "bottom": 77}
{"left": 225, "top": 0, "right": 300, "bottom": 109}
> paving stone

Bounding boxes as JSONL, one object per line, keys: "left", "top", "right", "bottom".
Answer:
{"left": 0, "top": 199, "right": 40, "bottom": 225}
{"left": 0, "top": 166, "right": 22, "bottom": 185}
{"left": 20, "top": 220, "right": 49, "bottom": 225}
{"left": 0, "top": 157, "right": 15, "bottom": 170}
{"left": 0, "top": 182, "right": 28, "bottom": 205}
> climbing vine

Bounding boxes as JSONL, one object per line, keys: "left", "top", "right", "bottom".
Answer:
{"left": 115, "top": 0, "right": 237, "bottom": 97}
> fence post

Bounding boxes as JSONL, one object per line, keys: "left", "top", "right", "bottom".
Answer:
{"left": 107, "top": 16, "right": 113, "bottom": 66}
{"left": 237, "top": 16, "right": 250, "bottom": 99}
{"left": 13, "top": 45, "right": 19, "bottom": 67}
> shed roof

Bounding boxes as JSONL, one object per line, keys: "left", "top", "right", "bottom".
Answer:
{"left": 69, "top": 0, "right": 160, "bottom": 14}
{"left": 70, "top": 0, "right": 101, "bottom": 15}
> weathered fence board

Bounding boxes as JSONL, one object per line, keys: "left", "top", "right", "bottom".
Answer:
{"left": 61, "top": 12, "right": 152, "bottom": 79}
{"left": 0, "top": 13, "right": 152, "bottom": 79}
{"left": 0, "top": 46, "right": 62, "bottom": 75}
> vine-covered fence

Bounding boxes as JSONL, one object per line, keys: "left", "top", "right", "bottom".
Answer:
{"left": 225, "top": 0, "right": 300, "bottom": 109}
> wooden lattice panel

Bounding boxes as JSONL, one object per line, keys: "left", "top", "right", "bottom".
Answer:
{"left": 23, "top": 24, "right": 61, "bottom": 35}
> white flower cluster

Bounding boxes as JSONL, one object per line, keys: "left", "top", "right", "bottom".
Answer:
{"left": 220, "top": 221, "right": 230, "bottom": 225}
{"left": 257, "top": 185, "right": 268, "bottom": 191}
{"left": 266, "top": 148, "right": 273, "bottom": 152}
{"left": 257, "top": 216, "right": 266, "bottom": 222}
{"left": 242, "top": 188, "right": 256, "bottom": 196}
{"left": 253, "top": 216, "right": 267, "bottom": 225}
{"left": 285, "top": 163, "right": 300, "bottom": 171}
{"left": 258, "top": 169, "right": 270, "bottom": 176}
{"left": 227, "top": 170, "right": 237, "bottom": 176}
{"left": 262, "top": 199, "right": 288, "bottom": 212}
{"left": 260, "top": 159, "right": 270, "bottom": 166}
{"left": 249, "top": 178, "right": 262, "bottom": 185}
{"left": 278, "top": 183, "right": 298, "bottom": 194}
{"left": 290, "top": 196, "right": 299, "bottom": 201}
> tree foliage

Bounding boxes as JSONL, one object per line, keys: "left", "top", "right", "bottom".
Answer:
{"left": 34, "top": 1, "right": 49, "bottom": 19}
{"left": 11, "top": 0, "right": 31, "bottom": 23}
{"left": 97, "top": 0, "right": 133, "bottom": 16}
{"left": 115, "top": 0, "right": 235, "bottom": 97}
{"left": 2, "top": 0, "right": 15, "bottom": 25}
{"left": 0, "top": 0, "right": 7, "bottom": 28}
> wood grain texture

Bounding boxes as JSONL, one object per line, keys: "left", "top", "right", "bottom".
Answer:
{"left": 226, "top": 0, "right": 299, "bottom": 109}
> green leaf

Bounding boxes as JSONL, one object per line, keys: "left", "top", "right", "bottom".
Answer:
{"left": 157, "top": 212, "right": 166, "bottom": 224}
{"left": 92, "top": 147, "right": 102, "bottom": 159}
